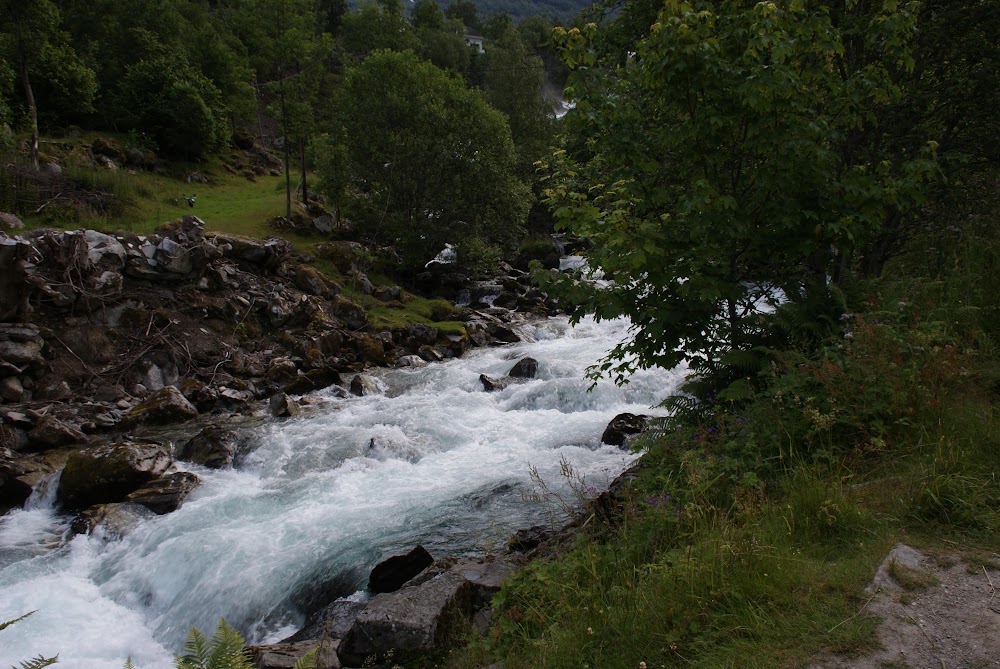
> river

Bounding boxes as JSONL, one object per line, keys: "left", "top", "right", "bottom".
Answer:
{"left": 0, "top": 315, "right": 684, "bottom": 668}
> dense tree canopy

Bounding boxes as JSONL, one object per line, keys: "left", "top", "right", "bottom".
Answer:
{"left": 327, "top": 50, "right": 531, "bottom": 270}
{"left": 538, "top": 0, "right": 940, "bottom": 383}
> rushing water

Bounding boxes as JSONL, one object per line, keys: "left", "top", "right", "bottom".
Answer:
{"left": 0, "top": 316, "right": 685, "bottom": 668}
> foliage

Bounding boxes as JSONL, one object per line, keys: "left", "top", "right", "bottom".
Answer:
{"left": 325, "top": 49, "right": 531, "bottom": 270}
{"left": 175, "top": 618, "right": 252, "bottom": 669}
{"left": 537, "top": 0, "right": 938, "bottom": 386}
{"left": 1, "top": 611, "right": 59, "bottom": 669}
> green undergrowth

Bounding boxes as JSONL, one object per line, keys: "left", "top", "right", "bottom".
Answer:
{"left": 451, "top": 213, "right": 1000, "bottom": 667}
{"left": 353, "top": 291, "right": 467, "bottom": 336}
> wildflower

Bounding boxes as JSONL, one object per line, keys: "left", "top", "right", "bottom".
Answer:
{"left": 587, "top": 627, "right": 594, "bottom": 635}
{"left": 639, "top": 663, "right": 647, "bottom": 669}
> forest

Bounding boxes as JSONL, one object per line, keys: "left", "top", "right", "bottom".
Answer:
{"left": 2, "top": 0, "right": 1000, "bottom": 666}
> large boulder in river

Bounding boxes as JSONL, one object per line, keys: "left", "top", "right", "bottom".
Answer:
{"left": 339, "top": 571, "right": 473, "bottom": 666}
{"left": 126, "top": 386, "right": 198, "bottom": 425}
{"left": 601, "top": 413, "right": 651, "bottom": 447}
{"left": 369, "top": 545, "right": 434, "bottom": 594}
{"left": 507, "top": 357, "right": 538, "bottom": 379}
{"left": 57, "top": 440, "right": 172, "bottom": 510}
{"left": 178, "top": 426, "right": 243, "bottom": 469}
{"left": 126, "top": 471, "right": 201, "bottom": 514}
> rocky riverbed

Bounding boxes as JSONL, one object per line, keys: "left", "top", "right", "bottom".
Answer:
{"left": 0, "top": 219, "right": 666, "bottom": 668}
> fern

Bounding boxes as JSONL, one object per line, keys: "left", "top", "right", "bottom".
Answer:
{"left": 175, "top": 618, "right": 252, "bottom": 669}
{"left": 0, "top": 611, "right": 37, "bottom": 633}
{"left": 124, "top": 657, "right": 138, "bottom": 669}
{"left": 292, "top": 649, "right": 318, "bottom": 669}
{"left": 15, "top": 656, "right": 59, "bottom": 669}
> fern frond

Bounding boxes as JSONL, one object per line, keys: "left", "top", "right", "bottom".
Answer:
{"left": 16, "top": 655, "right": 58, "bottom": 669}
{"left": 205, "top": 618, "right": 252, "bottom": 669}
{"left": 0, "top": 611, "right": 37, "bottom": 633}
{"left": 123, "top": 657, "right": 138, "bottom": 669}
{"left": 291, "top": 649, "right": 318, "bottom": 669}
{"left": 176, "top": 626, "right": 211, "bottom": 669}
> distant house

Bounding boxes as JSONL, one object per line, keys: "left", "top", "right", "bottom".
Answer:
{"left": 463, "top": 28, "right": 485, "bottom": 54}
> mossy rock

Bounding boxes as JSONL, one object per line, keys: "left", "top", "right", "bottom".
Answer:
{"left": 58, "top": 441, "right": 172, "bottom": 510}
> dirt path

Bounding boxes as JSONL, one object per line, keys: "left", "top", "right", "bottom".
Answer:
{"left": 810, "top": 544, "right": 1000, "bottom": 669}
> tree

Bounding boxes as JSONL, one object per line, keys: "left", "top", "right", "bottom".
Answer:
{"left": 325, "top": 50, "right": 531, "bottom": 269}
{"left": 0, "top": 0, "right": 96, "bottom": 168}
{"left": 538, "top": 1, "right": 937, "bottom": 384}
{"left": 482, "top": 26, "right": 555, "bottom": 177}
{"left": 339, "top": 1, "right": 421, "bottom": 60}
{"left": 445, "top": 0, "right": 480, "bottom": 30}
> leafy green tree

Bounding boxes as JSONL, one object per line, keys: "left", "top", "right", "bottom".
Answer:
{"left": 325, "top": 50, "right": 531, "bottom": 269}
{"left": 339, "top": 1, "right": 421, "bottom": 60}
{"left": 538, "top": 1, "right": 937, "bottom": 384}
{"left": 445, "top": 0, "right": 480, "bottom": 30}
{"left": 0, "top": 0, "right": 96, "bottom": 168}
{"left": 412, "top": 0, "right": 446, "bottom": 29}
{"left": 482, "top": 26, "right": 555, "bottom": 177}
{"left": 317, "top": 0, "right": 349, "bottom": 35}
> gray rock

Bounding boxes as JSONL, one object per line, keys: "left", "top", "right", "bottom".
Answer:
{"left": 178, "top": 427, "right": 243, "bottom": 469}
{"left": 369, "top": 545, "right": 434, "bottom": 594}
{"left": 126, "top": 471, "right": 201, "bottom": 514}
{"left": 288, "top": 600, "right": 366, "bottom": 644}
{"left": 269, "top": 392, "right": 300, "bottom": 418}
{"left": 28, "top": 415, "right": 89, "bottom": 448}
{"left": 408, "top": 323, "right": 439, "bottom": 346}
{"left": 252, "top": 639, "right": 340, "bottom": 669}
{"left": 479, "top": 374, "right": 511, "bottom": 392}
{"left": 396, "top": 355, "right": 428, "bottom": 368}
{"left": 0, "top": 339, "right": 44, "bottom": 369}
{"left": 295, "top": 264, "right": 338, "bottom": 298}
{"left": 868, "top": 543, "right": 928, "bottom": 594}
{"left": 349, "top": 374, "right": 379, "bottom": 397}
{"left": 57, "top": 440, "right": 172, "bottom": 510}
{"left": 507, "top": 357, "right": 538, "bottom": 379}
{"left": 339, "top": 571, "right": 473, "bottom": 665}
{"left": 84, "top": 230, "right": 126, "bottom": 271}
{"left": 601, "top": 413, "right": 651, "bottom": 447}
{"left": 0, "top": 212, "right": 24, "bottom": 229}
{"left": 126, "top": 386, "right": 198, "bottom": 425}
{"left": 374, "top": 285, "right": 401, "bottom": 303}
{"left": 0, "top": 376, "right": 25, "bottom": 402}
{"left": 155, "top": 237, "right": 194, "bottom": 274}
{"left": 0, "top": 447, "right": 73, "bottom": 509}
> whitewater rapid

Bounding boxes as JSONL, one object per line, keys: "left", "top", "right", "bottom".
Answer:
{"left": 0, "top": 316, "right": 685, "bottom": 668}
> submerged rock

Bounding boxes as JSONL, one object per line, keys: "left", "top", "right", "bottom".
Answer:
{"left": 178, "top": 426, "right": 242, "bottom": 469}
{"left": 507, "top": 357, "right": 538, "bottom": 379}
{"left": 70, "top": 501, "right": 157, "bottom": 539}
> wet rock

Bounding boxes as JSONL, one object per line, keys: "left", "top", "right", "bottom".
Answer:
{"left": 369, "top": 545, "right": 435, "bottom": 594}
{"left": 28, "top": 415, "right": 89, "bottom": 449}
{"left": 126, "top": 471, "right": 201, "bottom": 514}
{"left": 508, "top": 525, "right": 550, "bottom": 554}
{"left": 416, "top": 345, "right": 442, "bottom": 363}
{"left": 283, "top": 367, "right": 342, "bottom": 395}
{"left": 479, "top": 374, "right": 511, "bottom": 392}
{"left": 340, "top": 571, "right": 473, "bottom": 665}
{"left": 350, "top": 374, "right": 379, "bottom": 397}
{"left": 178, "top": 426, "right": 243, "bottom": 469}
{"left": 601, "top": 413, "right": 651, "bottom": 447}
{"left": 0, "top": 447, "right": 73, "bottom": 509}
{"left": 487, "top": 323, "right": 520, "bottom": 344}
{"left": 269, "top": 392, "right": 300, "bottom": 418}
{"left": 70, "top": 501, "right": 156, "bottom": 539}
{"left": 57, "top": 440, "right": 172, "bottom": 510}
{"left": 177, "top": 378, "right": 219, "bottom": 412}
{"left": 127, "top": 386, "right": 198, "bottom": 425}
{"left": 288, "top": 600, "right": 366, "bottom": 645}
{"left": 252, "top": 639, "right": 341, "bottom": 669}
{"left": 507, "top": 357, "right": 538, "bottom": 379}
{"left": 396, "top": 355, "right": 428, "bottom": 368}
{"left": 353, "top": 333, "right": 386, "bottom": 365}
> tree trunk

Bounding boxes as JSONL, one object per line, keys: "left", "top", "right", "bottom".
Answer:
{"left": 280, "top": 84, "right": 291, "bottom": 218}
{"left": 299, "top": 137, "right": 308, "bottom": 205}
{"left": 14, "top": 15, "right": 39, "bottom": 170}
